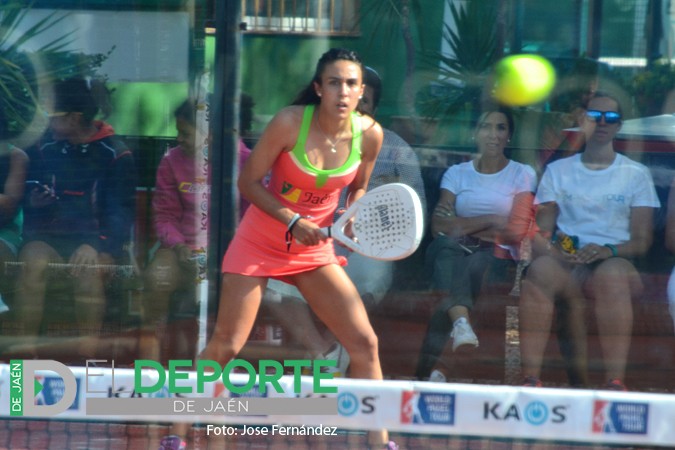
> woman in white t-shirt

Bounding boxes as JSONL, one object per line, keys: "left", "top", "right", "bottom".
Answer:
{"left": 520, "top": 92, "right": 660, "bottom": 391}
{"left": 415, "top": 106, "right": 537, "bottom": 382}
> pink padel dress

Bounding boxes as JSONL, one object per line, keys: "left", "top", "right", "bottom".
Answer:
{"left": 221, "top": 105, "right": 363, "bottom": 281}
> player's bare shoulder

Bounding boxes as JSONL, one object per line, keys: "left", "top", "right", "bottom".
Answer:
{"left": 358, "top": 113, "right": 384, "bottom": 160}
{"left": 272, "top": 105, "right": 305, "bottom": 128}
{"left": 263, "top": 105, "right": 305, "bottom": 151}
{"left": 358, "top": 113, "right": 382, "bottom": 135}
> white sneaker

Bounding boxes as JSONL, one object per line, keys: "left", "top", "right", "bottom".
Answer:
{"left": 429, "top": 369, "right": 447, "bottom": 383}
{"left": 322, "top": 342, "right": 350, "bottom": 377}
{"left": 450, "top": 321, "right": 479, "bottom": 351}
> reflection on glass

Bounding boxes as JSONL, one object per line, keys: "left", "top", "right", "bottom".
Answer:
{"left": 16, "top": 77, "right": 136, "bottom": 361}
{"left": 1, "top": 1, "right": 675, "bottom": 448}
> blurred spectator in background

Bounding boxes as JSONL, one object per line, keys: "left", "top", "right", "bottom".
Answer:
{"left": 0, "top": 109, "right": 28, "bottom": 314}
{"left": 538, "top": 58, "right": 601, "bottom": 168}
{"left": 140, "top": 96, "right": 252, "bottom": 362}
{"left": 415, "top": 105, "right": 536, "bottom": 383}
{"left": 155, "top": 94, "right": 254, "bottom": 449}
{"left": 337, "top": 66, "right": 426, "bottom": 310}
{"left": 520, "top": 92, "right": 659, "bottom": 391}
{"left": 14, "top": 78, "right": 136, "bottom": 360}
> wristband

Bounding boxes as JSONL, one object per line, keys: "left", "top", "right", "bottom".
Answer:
{"left": 604, "top": 243, "right": 618, "bottom": 257}
{"left": 286, "top": 213, "right": 303, "bottom": 252}
{"left": 287, "top": 213, "right": 302, "bottom": 232}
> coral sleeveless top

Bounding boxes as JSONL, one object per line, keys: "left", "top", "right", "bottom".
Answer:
{"left": 221, "top": 105, "right": 362, "bottom": 279}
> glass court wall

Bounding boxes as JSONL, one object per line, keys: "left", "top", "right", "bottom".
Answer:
{"left": 1, "top": 0, "right": 674, "bottom": 448}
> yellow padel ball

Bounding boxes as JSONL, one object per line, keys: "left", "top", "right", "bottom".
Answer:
{"left": 492, "top": 54, "right": 556, "bottom": 106}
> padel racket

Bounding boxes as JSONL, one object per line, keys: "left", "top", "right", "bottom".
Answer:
{"left": 325, "top": 183, "right": 424, "bottom": 261}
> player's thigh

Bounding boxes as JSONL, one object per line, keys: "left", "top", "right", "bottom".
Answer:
{"left": 217, "top": 273, "right": 267, "bottom": 342}
{"left": 294, "top": 265, "right": 375, "bottom": 343}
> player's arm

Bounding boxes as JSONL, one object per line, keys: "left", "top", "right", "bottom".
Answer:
{"left": 344, "top": 116, "right": 383, "bottom": 208}
{"left": 237, "top": 106, "right": 302, "bottom": 226}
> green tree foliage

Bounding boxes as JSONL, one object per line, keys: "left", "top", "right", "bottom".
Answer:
{"left": 0, "top": 2, "right": 110, "bottom": 141}
{"left": 631, "top": 60, "right": 675, "bottom": 116}
{"left": 416, "top": 0, "right": 500, "bottom": 123}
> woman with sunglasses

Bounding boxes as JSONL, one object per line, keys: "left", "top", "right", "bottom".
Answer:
{"left": 519, "top": 92, "right": 660, "bottom": 390}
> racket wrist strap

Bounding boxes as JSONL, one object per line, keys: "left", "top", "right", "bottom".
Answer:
{"left": 286, "top": 213, "right": 302, "bottom": 252}
{"left": 287, "top": 213, "right": 302, "bottom": 232}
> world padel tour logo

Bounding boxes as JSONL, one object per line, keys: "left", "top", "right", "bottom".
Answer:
{"left": 592, "top": 400, "right": 649, "bottom": 435}
{"left": 400, "top": 391, "right": 455, "bottom": 425}
{"left": 35, "top": 374, "right": 82, "bottom": 410}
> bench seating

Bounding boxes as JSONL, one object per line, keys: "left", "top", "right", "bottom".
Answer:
{"left": 370, "top": 266, "right": 675, "bottom": 391}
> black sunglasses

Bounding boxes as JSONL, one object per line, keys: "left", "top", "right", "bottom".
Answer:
{"left": 585, "top": 110, "right": 621, "bottom": 124}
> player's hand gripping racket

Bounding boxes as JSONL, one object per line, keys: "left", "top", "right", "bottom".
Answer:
{"left": 325, "top": 183, "right": 424, "bottom": 261}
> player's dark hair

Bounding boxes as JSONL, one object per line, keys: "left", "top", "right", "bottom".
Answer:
{"left": 291, "top": 48, "right": 365, "bottom": 113}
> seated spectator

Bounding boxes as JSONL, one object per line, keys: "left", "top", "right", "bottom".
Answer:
{"left": 154, "top": 93, "right": 254, "bottom": 450}
{"left": 140, "top": 97, "right": 252, "bottom": 362}
{"left": 14, "top": 78, "right": 136, "bottom": 360}
{"left": 0, "top": 113, "right": 29, "bottom": 313}
{"left": 520, "top": 92, "right": 659, "bottom": 390}
{"left": 336, "top": 66, "right": 427, "bottom": 310}
{"left": 538, "top": 58, "right": 600, "bottom": 168}
{"left": 263, "top": 66, "right": 426, "bottom": 375}
{"left": 415, "top": 105, "right": 536, "bottom": 382}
